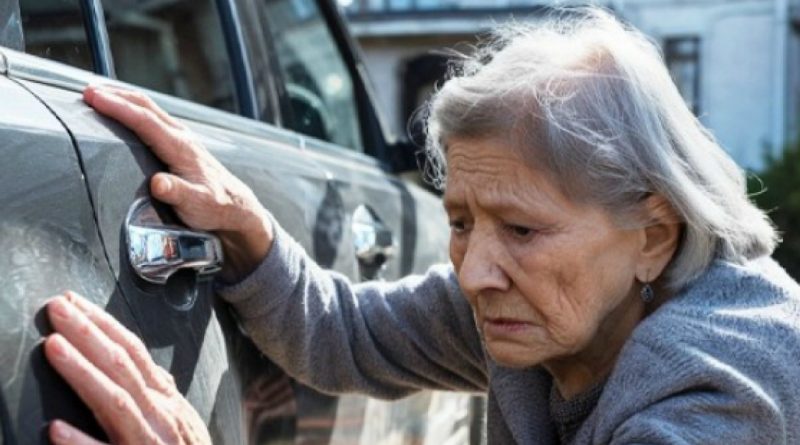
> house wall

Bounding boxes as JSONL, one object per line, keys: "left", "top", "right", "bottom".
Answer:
{"left": 620, "top": 0, "right": 786, "bottom": 169}
{"left": 348, "top": 0, "right": 798, "bottom": 170}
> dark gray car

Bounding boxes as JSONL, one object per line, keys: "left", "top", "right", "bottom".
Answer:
{"left": 0, "top": 0, "right": 484, "bottom": 443}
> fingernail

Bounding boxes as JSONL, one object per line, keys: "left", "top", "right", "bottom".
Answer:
{"left": 63, "top": 290, "right": 79, "bottom": 304}
{"left": 51, "top": 420, "right": 72, "bottom": 441}
{"left": 48, "top": 335, "right": 68, "bottom": 360}
{"left": 94, "top": 88, "right": 110, "bottom": 98}
{"left": 49, "top": 297, "right": 72, "bottom": 320}
{"left": 158, "top": 176, "right": 172, "bottom": 194}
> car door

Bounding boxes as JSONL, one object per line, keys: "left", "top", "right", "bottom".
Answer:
{"left": 5, "top": 1, "right": 336, "bottom": 444}
{"left": 24, "top": 81, "right": 336, "bottom": 445}
{"left": 6, "top": 0, "right": 474, "bottom": 443}
{"left": 238, "top": 1, "right": 477, "bottom": 444}
{"left": 0, "top": 64, "right": 150, "bottom": 444}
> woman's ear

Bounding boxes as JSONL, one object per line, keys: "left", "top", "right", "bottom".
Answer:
{"left": 635, "top": 194, "right": 682, "bottom": 283}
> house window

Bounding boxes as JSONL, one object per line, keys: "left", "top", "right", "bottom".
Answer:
{"left": 664, "top": 37, "right": 701, "bottom": 115}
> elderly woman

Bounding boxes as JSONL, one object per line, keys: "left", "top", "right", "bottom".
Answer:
{"left": 42, "top": 7, "right": 800, "bottom": 445}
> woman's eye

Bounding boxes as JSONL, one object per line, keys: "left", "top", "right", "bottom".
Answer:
{"left": 449, "top": 220, "right": 467, "bottom": 233}
{"left": 507, "top": 224, "right": 534, "bottom": 238}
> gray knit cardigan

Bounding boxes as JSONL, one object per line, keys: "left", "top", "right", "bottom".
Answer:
{"left": 218, "top": 224, "right": 800, "bottom": 444}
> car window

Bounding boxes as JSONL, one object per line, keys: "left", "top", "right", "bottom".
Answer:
{"left": 257, "top": 0, "right": 363, "bottom": 151}
{"left": 18, "top": 0, "right": 93, "bottom": 71}
{"left": 1, "top": 0, "right": 24, "bottom": 51}
{"left": 100, "top": 0, "right": 238, "bottom": 113}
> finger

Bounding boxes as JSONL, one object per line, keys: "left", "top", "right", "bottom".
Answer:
{"left": 63, "top": 292, "right": 175, "bottom": 394}
{"left": 44, "top": 334, "right": 158, "bottom": 444}
{"left": 98, "top": 86, "right": 184, "bottom": 130}
{"left": 84, "top": 85, "right": 180, "bottom": 128}
{"left": 47, "top": 296, "right": 151, "bottom": 401}
{"left": 150, "top": 172, "right": 209, "bottom": 219}
{"left": 49, "top": 419, "right": 107, "bottom": 445}
{"left": 83, "top": 86, "right": 193, "bottom": 167}
{"left": 150, "top": 172, "right": 205, "bottom": 210}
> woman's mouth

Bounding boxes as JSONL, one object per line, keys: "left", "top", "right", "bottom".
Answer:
{"left": 483, "top": 317, "right": 534, "bottom": 337}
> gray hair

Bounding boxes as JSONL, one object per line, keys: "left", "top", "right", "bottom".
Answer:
{"left": 424, "top": 6, "right": 777, "bottom": 290}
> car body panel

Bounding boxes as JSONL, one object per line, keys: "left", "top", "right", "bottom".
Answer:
{"left": 13, "top": 77, "right": 334, "bottom": 445}
{"left": 0, "top": 73, "right": 140, "bottom": 444}
{"left": 0, "top": 1, "right": 470, "bottom": 440}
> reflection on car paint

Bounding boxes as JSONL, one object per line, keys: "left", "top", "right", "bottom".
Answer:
{"left": 313, "top": 181, "right": 345, "bottom": 269}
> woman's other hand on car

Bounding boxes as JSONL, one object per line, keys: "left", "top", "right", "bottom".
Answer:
{"left": 83, "top": 85, "right": 272, "bottom": 282}
{"left": 43, "top": 291, "right": 211, "bottom": 445}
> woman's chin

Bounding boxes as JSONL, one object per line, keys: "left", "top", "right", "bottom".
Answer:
{"left": 485, "top": 342, "right": 543, "bottom": 368}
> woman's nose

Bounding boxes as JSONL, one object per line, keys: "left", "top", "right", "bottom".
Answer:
{"left": 457, "top": 235, "right": 510, "bottom": 296}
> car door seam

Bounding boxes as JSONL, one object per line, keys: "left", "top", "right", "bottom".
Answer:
{"left": 8, "top": 77, "right": 125, "bottom": 300}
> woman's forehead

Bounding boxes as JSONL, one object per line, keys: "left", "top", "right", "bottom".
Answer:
{"left": 445, "top": 138, "right": 549, "bottom": 188}
{"left": 446, "top": 137, "right": 523, "bottom": 169}
{"left": 445, "top": 149, "right": 567, "bottom": 212}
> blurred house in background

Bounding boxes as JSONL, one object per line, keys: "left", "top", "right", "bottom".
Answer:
{"left": 343, "top": 0, "right": 800, "bottom": 171}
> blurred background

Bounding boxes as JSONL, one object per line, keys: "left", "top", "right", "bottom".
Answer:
{"left": 13, "top": 0, "right": 800, "bottom": 277}
{"left": 340, "top": 0, "right": 800, "bottom": 279}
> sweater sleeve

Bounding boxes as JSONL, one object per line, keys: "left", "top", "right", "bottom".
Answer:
{"left": 216, "top": 222, "right": 489, "bottom": 399}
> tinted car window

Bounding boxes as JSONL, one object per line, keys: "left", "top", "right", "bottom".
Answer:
{"left": 258, "top": 0, "right": 363, "bottom": 151}
{"left": 18, "top": 0, "right": 93, "bottom": 71}
{"left": 101, "top": 0, "right": 238, "bottom": 113}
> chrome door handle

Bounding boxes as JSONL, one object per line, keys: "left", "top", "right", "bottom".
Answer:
{"left": 126, "top": 198, "right": 223, "bottom": 284}
{"left": 351, "top": 204, "right": 395, "bottom": 267}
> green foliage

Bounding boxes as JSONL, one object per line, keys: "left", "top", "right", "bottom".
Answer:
{"left": 747, "top": 141, "right": 800, "bottom": 279}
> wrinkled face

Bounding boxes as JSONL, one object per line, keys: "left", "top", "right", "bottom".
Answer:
{"left": 444, "top": 137, "right": 643, "bottom": 368}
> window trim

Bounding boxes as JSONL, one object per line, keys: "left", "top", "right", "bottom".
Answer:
{"left": 253, "top": 0, "right": 369, "bottom": 154}
{"left": 80, "top": 0, "right": 114, "bottom": 77}
{"left": 216, "top": 0, "right": 259, "bottom": 119}
{"left": 77, "top": 0, "right": 258, "bottom": 118}
{"left": 241, "top": 0, "right": 298, "bottom": 130}
{"left": 232, "top": 0, "right": 283, "bottom": 125}
{"left": 74, "top": 0, "right": 384, "bottom": 156}
{"left": 317, "top": 0, "right": 390, "bottom": 164}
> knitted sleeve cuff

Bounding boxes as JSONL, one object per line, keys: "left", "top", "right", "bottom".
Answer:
{"left": 215, "top": 215, "right": 304, "bottom": 317}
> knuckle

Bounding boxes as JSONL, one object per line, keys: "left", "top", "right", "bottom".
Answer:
{"left": 111, "top": 388, "right": 135, "bottom": 414}
{"left": 77, "top": 320, "right": 92, "bottom": 337}
{"left": 139, "top": 392, "right": 161, "bottom": 417}
{"left": 149, "top": 366, "right": 176, "bottom": 393}
{"left": 96, "top": 314, "right": 116, "bottom": 333}
{"left": 141, "top": 108, "right": 159, "bottom": 126}
{"left": 175, "top": 140, "right": 202, "bottom": 164}
{"left": 141, "top": 97, "right": 159, "bottom": 113}
{"left": 210, "top": 189, "right": 227, "bottom": 207}
{"left": 110, "top": 344, "right": 128, "bottom": 369}
{"left": 131, "top": 91, "right": 148, "bottom": 102}
{"left": 110, "top": 345, "right": 141, "bottom": 385}
{"left": 144, "top": 96, "right": 159, "bottom": 110}
{"left": 131, "top": 108, "right": 154, "bottom": 130}
{"left": 128, "top": 335, "right": 150, "bottom": 362}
